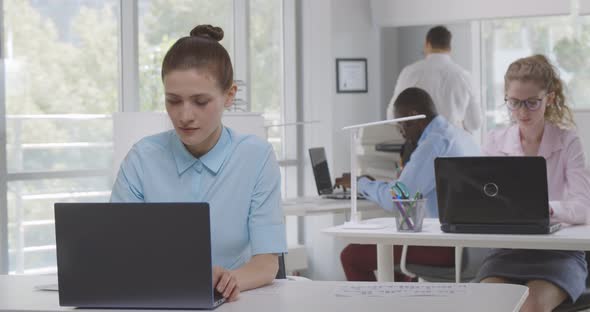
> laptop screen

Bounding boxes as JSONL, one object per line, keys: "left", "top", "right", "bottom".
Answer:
{"left": 54, "top": 203, "right": 218, "bottom": 309}
{"left": 309, "top": 147, "right": 333, "bottom": 195}
{"left": 435, "top": 157, "right": 550, "bottom": 225}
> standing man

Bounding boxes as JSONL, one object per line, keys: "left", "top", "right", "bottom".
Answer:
{"left": 386, "top": 26, "right": 481, "bottom": 134}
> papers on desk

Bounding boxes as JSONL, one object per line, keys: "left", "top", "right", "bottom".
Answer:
{"left": 246, "top": 280, "right": 290, "bottom": 295}
{"left": 34, "top": 283, "right": 58, "bottom": 291}
{"left": 333, "top": 283, "right": 469, "bottom": 298}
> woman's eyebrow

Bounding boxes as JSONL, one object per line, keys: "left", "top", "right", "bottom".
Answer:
{"left": 189, "top": 93, "right": 210, "bottom": 99}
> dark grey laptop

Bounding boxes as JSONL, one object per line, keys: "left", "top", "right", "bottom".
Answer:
{"left": 309, "top": 147, "right": 364, "bottom": 200}
{"left": 54, "top": 202, "right": 225, "bottom": 309}
{"left": 435, "top": 157, "right": 561, "bottom": 234}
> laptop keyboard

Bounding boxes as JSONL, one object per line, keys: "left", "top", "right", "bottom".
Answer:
{"left": 324, "top": 193, "right": 365, "bottom": 200}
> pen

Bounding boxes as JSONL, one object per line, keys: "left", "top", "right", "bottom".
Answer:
{"left": 391, "top": 186, "right": 415, "bottom": 230}
{"left": 394, "top": 182, "right": 410, "bottom": 199}
{"left": 409, "top": 191, "right": 422, "bottom": 215}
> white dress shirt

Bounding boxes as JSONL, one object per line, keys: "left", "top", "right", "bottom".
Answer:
{"left": 386, "top": 53, "right": 482, "bottom": 133}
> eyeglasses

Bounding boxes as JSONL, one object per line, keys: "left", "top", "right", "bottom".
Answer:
{"left": 504, "top": 94, "right": 548, "bottom": 111}
{"left": 394, "top": 119, "right": 417, "bottom": 132}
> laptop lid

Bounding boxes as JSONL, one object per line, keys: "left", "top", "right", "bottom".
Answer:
{"left": 54, "top": 202, "right": 221, "bottom": 309}
{"left": 309, "top": 147, "right": 334, "bottom": 195}
{"left": 435, "top": 157, "right": 550, "bottom": 226}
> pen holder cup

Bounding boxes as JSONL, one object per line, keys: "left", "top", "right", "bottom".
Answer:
{"left": 391, "top": 198, "right": 426, "bottom": 232}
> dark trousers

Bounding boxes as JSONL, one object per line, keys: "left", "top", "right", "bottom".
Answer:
{"left": 340, "top": 244, "right": 455, "bottom": 281}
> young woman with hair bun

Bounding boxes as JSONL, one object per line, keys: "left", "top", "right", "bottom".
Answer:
{"left": 111, "top": 25, "right": 286, "bottom": 301}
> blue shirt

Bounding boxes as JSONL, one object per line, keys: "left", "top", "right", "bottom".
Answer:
{"left": 110, "top": 127, "right": 287, "bottom": 270}
{"left": 358, "top": 116, "right": 480, "bottom": 217}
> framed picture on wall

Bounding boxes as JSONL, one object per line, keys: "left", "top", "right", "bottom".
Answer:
{"left": 336, "top": 58, "right": 368, "bottom": 93}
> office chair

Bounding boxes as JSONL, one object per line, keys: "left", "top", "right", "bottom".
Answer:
{"left": 276, "top": 254, "right": 287, "bottom": 279}
{"left": 555, "top": 292, "right": 590, "bottom": 312}
{"left": 401, "top": 246, "right": 489, "bottom": 282}
{"left": 275, "top": 253, "right": 311, "bottom": 281}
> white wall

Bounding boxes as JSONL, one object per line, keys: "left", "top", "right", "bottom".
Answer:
{"left": 370, "top": 0, "right": 570, "bottom": 27}
{"left": 380, "top": 27, "right": 399, "bottom": 117}
{"left": 300, "top": 0, "right": 334, "bottom": 197}
{"left": 299, "top": 0, "right": 336, "bottom": 282}
{"left": 380, "top": 22, "right": 475, "bottom": 117}
{"left": 300, "top": 0, "right": 382, "bottom": 281}
{"left": 300, "top": 0, "right": 382, "bottom": 196}
{"left": 331, "top": 0, "right": 381, "bottom": 176}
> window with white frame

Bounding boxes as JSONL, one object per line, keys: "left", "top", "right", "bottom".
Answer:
{"left": 249, "top": 0, "right": 299, "bottom": 246}
{"left": 481, "top": 15, "right": 590, "bottom": 131}
{"left": 1, "top": 0, "right": 297, "bottom": 274}
{"left": 3, "top": 0, "right": 119, "bottom": 274}
{"left": 137, "top": 0, "right": 234, "bottom": 111}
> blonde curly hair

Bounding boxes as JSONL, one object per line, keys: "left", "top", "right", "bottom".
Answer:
{"left": 504, "top": 54, "right": 575, "bottom": 129}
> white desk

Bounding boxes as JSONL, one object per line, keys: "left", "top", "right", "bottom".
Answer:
{"left": 281, "top": 198, "right": 381, "bottom": 277}
{"left": 282, "top": 197, "right": 380, "bottom": 216}
{"left": 282, "top": 197, "right": 382, "bottom": 278}
{"left": 0, "top": 275, "right": 527, "bottom": 312}
{"left": 323, "top": 218, "right": 590, "bottom": 282}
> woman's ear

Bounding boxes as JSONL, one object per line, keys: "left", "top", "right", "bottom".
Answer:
{"left": 546, "top": 91, "right": 555, "bottom": 106}
{"left": 224, "top": 83, "right": 238, "bottom": 109}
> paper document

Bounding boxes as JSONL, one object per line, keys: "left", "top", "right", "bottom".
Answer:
{"left": 246, "top": 279, "right": 289, "bottom": 295}
{"left": 333, "top": 283, "right": 469, "bottom": 298}
{"left": 34, "top": 283, "right": 58, "bottom": 291}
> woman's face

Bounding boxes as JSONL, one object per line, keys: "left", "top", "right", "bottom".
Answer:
{"left": 505, "top": 80, "right": 552, "bottom": 130}
{"left": 164, "top": 69, "right": 236, "bottom": 153}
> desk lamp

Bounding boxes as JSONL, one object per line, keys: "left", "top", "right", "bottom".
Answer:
{"left": 341, "top": 115, "right": 426, "bottom": 229}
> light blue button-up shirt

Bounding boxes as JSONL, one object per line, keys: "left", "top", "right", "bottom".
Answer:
{"left": 110, "top": 127, "right": 287, "bottom": 270}
{"left": 358, "top": 115, "right": 480, "bottom": 217}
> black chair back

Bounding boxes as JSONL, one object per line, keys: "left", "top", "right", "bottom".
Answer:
{"left": 275, "top": 254, "right": 286, "bottom": 279}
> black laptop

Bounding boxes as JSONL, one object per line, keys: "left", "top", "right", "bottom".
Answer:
{"left": 309, "top": 147, "right": 364, "bottom": 200}
{"left": 54, "top": 202, "right": 225, "bottom": 309}
{"left": 435, "top": 157, "right": 561, "bottom": 234}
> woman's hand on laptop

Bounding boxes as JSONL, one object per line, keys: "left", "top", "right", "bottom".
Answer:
{"left": 213, "top": 266, "right": 240, "bottom": 301}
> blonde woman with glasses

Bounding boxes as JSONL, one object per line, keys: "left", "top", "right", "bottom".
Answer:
{"left": 475, "top": 54, "right": 590, "bottom": 312}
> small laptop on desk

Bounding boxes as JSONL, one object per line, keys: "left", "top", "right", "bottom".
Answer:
{"left": 309, "top": 147, "right": 364, "bottom": 200}
{"left": 54, "top": 202, "right": 225, "bottom": 310}
{"left": 435, "top": 157, "right": 561, "bottom": 234}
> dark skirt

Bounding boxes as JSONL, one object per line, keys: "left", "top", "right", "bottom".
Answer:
{"left": 474, "top": 249, "right": 588, "bottom": 302}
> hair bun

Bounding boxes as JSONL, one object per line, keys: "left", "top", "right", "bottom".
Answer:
{"left": 190, "top": 25, "right": 224, "bottom": 41}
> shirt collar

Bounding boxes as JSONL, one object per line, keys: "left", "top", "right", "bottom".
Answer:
{"left": 418, "top": 115, "right": 445, "bottom": 145}
{"left": 500, "top": 125, "right": 523, "bottom": 155}
{"left": 500, "top": 122, "right": 564, "bottom": 157}
{"left": 537, "top": 123, "right": 565, "bottom": 158}
{"left": 170, "top": 127, "right": 232, "bottom": 175}
{"left": 426, "top": 53, "right": 451, "bottom": 62}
